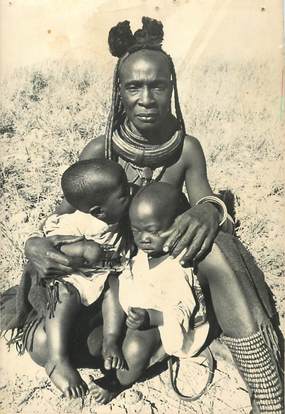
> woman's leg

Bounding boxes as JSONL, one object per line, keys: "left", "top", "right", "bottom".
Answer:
{"left": 197, "top": 241, "right": 283, "bottom": 413}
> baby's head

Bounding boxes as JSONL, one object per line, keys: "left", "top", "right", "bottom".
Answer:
{"left": 129, "top": 182, "right": 188, "bottom": 256}
{"left": 61, "top": 159, "right": 130, "bottom": 224}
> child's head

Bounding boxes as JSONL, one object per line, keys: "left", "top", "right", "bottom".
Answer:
{"left": 129, "top": 182, "right": 188, "bottom": 255}
{"left": 61, "top": 159, "right": 130, "bottom": 224}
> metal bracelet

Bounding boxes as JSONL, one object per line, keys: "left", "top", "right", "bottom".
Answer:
{"left": 195, "top": 195, "right": 228, "bottom": 227}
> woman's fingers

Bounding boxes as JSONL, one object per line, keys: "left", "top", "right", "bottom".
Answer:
{"left": 169, "top": 224, "right": 198, "bottom": 258}
{"left": 192, "top": 237, "right": 214, "bottom": 263}
{"left": 180, "top": 229, "right": 214, "bottom": 266}
{"left": 162, "top": 227, "right": 182, "bottom": 253}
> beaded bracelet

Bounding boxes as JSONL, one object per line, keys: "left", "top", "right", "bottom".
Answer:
{"left": 196, "top": 195, "right": 228, "bottom": 227}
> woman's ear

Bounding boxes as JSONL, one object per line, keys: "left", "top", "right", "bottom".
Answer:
{"left": 89, "top": 205, "right": 106, "bottom": 220}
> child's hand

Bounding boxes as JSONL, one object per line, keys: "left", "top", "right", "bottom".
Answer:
{"left": 126, "top": 307, "right": 150, "bottom": 330}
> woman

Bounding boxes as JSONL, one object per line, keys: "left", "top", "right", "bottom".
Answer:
{"left": 24, "top": 17, "right": 283, "bottom": 413}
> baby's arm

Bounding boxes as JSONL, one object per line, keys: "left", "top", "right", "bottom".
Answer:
{"left": 126, "top": 307, "right": 163, "bottom": 330}
{"left": 59, "top": 239, "right": 103, "bottom": 268}
{"left": 102, "top": 274, "right": 126, "bottom": 370}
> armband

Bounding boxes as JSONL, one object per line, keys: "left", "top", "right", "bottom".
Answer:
{"left": 196, "top": 196, "right": 228, "bottom": 228}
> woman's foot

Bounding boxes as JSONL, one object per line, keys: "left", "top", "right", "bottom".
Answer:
{"left": 45, "top": 358, "right": 88, "bottom": 398}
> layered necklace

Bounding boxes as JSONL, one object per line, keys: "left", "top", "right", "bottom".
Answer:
{"left": 112, "top": 118, "right": 184, "bottom": 185}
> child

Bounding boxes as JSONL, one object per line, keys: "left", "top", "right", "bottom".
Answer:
{"left": 90, "top": 182, "right": 209, "bottom": 404}
{"left": 39, "top": 159, "right": 131, "bottom": 399}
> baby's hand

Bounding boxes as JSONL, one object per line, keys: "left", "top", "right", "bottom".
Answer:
{"left": 102, "top": 336, "right": 126, "bottom": 370}
{"left": 126, "top": 307, "right": 150, "bottom": 330}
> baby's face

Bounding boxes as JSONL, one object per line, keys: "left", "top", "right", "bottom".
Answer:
{"left": 130, "top": 201, "right": 173, "bottom": 256}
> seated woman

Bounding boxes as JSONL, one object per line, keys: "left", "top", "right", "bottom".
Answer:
{"left": 23, "top": 17, "right": 283, "bottom": 413}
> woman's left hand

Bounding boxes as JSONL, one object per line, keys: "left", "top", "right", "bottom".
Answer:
{"left": 161, "top": 203, "right": 220, "bottom": 266}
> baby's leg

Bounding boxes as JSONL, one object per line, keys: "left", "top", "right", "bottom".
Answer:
{"left": 90, "top": 327, "right": 161, "bottom": 404}
{"left": 44, "top": 281, "right": 88, "bottom": 398}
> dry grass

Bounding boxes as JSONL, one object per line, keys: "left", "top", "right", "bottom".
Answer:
{"left": 0, "top": 59, "right": 284, "bottom": 413}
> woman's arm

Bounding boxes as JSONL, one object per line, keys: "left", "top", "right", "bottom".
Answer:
{"left": 162, "top": 136, "right": 234, "bottom": 266}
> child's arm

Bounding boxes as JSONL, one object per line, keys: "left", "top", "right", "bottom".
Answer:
{"left": 126, "top": 307, "right": 163, "bottom": 330}
{"left": 102, "top": 274, "right": 126, "bottom": 370}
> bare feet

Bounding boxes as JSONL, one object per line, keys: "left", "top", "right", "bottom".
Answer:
{"left": 102, "top": 337, "right": 126, "bottom": 370}
{"left": 89, "top": 376, "right": 122, "bottom": 404}
{"left": 45, "top": 359, "right": 88, "bottom": 399}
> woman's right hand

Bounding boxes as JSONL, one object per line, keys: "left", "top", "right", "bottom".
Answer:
{"left": 24, "top": 235, "right": 84, "bottom": 278}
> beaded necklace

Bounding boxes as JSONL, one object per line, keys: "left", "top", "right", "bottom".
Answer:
{"left": 112, "top": 119, "right": 184, "bottom": 169}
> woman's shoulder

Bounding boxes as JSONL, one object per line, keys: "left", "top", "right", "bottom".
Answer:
{"left": 79, "top": 135, "right": 106, "bottom": 160}
{"left": 181, "top": 134, "right": 206, "bottom": 167}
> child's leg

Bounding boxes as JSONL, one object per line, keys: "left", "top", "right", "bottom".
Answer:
{"left": 102, "top": 275, "right": 126, "bottom": 370}
{"left": 44, "top": 281, "right": 88, "bottom": 398}
{"left": 90, "top": 327, "right": 161, "bottom": 404}
{"left": 27, "top": 317, "right": 103, "bottom": 368}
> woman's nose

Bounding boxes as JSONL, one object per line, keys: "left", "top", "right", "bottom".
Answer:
{"left": 139, "top": 86, "right": 155, "bottom": 107}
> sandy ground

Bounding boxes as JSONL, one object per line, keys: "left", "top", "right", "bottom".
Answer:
{"left": 0, "top": 338, "right": 253, "bottom": 414}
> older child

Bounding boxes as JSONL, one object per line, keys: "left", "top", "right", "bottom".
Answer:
{"left": 90, "top": 182, "right": 209, "bottom": 403}
{"left": 34, "top": 159, "right": 131, "bottom": 399}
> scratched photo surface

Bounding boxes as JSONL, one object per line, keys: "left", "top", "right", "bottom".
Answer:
{"left": 0, "top": 1, "right": 284, "bottom": 413}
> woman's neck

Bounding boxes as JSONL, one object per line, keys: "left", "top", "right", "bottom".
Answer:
{"left": 128, "top": 116, "right": 177, "bottom": 145}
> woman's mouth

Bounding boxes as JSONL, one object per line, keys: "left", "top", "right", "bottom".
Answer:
{"left": 136, "top": 113, "right": 158, "bottom": 123}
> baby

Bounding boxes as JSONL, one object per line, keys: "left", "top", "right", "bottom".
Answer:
{"left": 41, "top": 159, "right": 131, "bottom": 398}
{"left": 121, "top": 181, "right": 209, "bottom": 357}
{"left": 90, "top": 182, "right": 209, "bottom": 404}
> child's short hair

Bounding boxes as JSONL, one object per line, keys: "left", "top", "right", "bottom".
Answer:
{"left": 61, "top": 159, "right": 127, "bottom": 209}
{"left": 130, "top": 182, "right": 189, "bottom": 221}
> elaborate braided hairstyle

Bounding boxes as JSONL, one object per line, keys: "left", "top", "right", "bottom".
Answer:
{"left": 105, "top": 17, "right": 185, "bottom": 159}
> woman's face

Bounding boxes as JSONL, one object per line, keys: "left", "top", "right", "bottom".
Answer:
{"left": 119, "top": 50, "right": 173, "bottom": 135}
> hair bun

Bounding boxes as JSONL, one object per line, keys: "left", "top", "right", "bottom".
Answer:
{"left": 108, "top": 17, "right": 164, "bottom": 58}
{"left": 108, "top": 20, "right": 134, "bottom": 58}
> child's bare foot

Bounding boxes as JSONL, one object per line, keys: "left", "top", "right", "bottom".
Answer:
{"left": 102, "top": 337, "right": 126, "bottom": 370}
{"left": 45, "top": 359, "right": 88, "bottom": 398}
{"left": 89, "top": 376, "right": 123, "bottom": 404}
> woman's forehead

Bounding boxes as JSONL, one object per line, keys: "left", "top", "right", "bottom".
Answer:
{"left": 119, "top": 50, "right": 171, "bottom": 81}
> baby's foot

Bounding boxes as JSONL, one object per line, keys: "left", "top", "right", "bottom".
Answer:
{"left": 45, "top": 358, "right": 88, "bottom": 399}
{"left": 102, "top": 338, "right": 126, "bottom": 370}
{"left": 89, "top": 376, "right": 122, "bottom": 405}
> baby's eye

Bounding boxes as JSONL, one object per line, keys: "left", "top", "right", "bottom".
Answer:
{"left": 149, "top": 230, "right": 160, "bottom": 236}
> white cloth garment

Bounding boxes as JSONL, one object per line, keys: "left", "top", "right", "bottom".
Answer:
{"left": 43, "top": 211, "right": 120, "bottom": 306}
{"left": 119, "top": 250, "right": 209, "bottom": 358}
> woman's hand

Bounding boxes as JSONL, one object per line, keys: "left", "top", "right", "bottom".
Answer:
{"left": 161, "top": 203, "right": 220, "bottom": 266}
{"left": 24, "top": 235, "right": 84, "bottom": 278}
